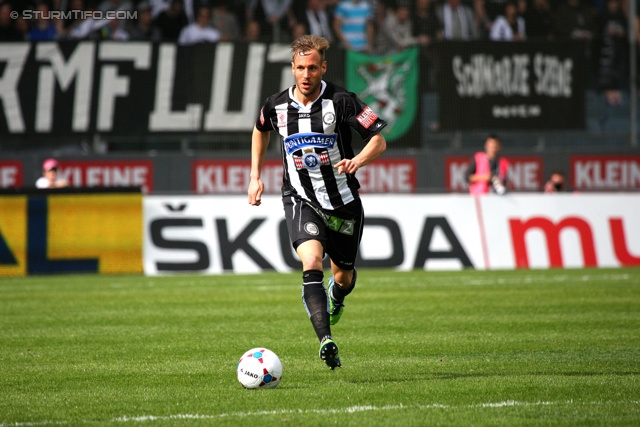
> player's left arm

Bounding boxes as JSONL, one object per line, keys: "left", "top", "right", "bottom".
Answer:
{"left": 335, "top": 133, "right": 386, "bottom": 175}
{"left": 248, "top": 125, "right": 271, "bottom": 206}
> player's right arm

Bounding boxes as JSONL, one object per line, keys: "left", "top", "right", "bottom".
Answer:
{"left": 248, "top": 125, "right": 270, "bottom": 206}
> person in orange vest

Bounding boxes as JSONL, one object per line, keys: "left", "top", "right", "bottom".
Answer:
{"left": 465, "top": 134, "right": 509, "bottom": 195}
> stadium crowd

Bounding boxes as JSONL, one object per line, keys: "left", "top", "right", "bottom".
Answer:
{"left": 0, "top": 0, "right": 632, "bottom": 45}
{"left": 0, "top": 0, "right": 633, "bottom": 95}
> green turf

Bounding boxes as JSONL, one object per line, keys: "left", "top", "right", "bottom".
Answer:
{"left": 1, "top": 268, "right": 639, "bottom": 426}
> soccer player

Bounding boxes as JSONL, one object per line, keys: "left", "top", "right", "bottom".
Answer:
{"left": 248, "top": 34, "right": 387, "bottom": 369}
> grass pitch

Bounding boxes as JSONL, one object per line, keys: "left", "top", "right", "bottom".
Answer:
{"left": 1, "top": 268, "right": 639, "bottom": 426}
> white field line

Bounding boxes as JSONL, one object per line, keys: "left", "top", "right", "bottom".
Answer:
{"left": 3, "top": 400, "right": 638, "bottom": 426}
{"left": 110, "top": 400, "right": 639, "bottom": 423}
{"left": 367, "top": 273, "right": 632, "bottom": 287}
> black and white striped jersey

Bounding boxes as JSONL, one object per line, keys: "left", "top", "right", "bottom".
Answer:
{"left": 255, "top": 80, "right": 387, "bottom": 211}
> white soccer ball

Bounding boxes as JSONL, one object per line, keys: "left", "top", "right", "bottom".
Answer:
{"left": 236, "top": 348, "right": 283, "bottom": 389}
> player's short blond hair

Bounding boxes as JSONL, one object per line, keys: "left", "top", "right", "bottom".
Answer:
{"left": 291, "top": 35, "right": 330, "bottom": 62}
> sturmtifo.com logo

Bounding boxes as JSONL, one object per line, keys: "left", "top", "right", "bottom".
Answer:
{"left": 11, "top": 10, "right": 137, "bottom": 20}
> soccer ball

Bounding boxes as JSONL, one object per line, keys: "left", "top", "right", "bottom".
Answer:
{"left": 236, "top": 348, "right": 283, "bottom": 389}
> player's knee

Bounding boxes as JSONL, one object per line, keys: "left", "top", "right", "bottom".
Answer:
{"left": 334, "top": 270, "right": 354, "bottom": 289}
{"left": 299, "top": 254, "right": 323, "bottom": 271}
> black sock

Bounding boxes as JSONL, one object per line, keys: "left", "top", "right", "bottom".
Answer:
{"left": 302, "top": 269, "right": 331, "bottom": 342}
{"left": 330, "top": 269, "right": 357, "bottom": 303}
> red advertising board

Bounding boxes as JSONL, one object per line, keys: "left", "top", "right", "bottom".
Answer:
{"left": 56, "top": 160, "right": 154, "bottom": 192}
{"left": 0, "top": 161, "right": 23, "bottom": 188}
{"left": 192, "top": 159, "right": 282, "bottom": 194}
{"left": 192, "top": 158, "right": 417, "bottom": 194}
{"left": 571, "top": 155, "right": 640, "bottom": 190}
{"left": 446, "top": 156, "right": 543, "bottom": 192}
{"left": 358, "top": 158, "right": 416, "bottom": 193}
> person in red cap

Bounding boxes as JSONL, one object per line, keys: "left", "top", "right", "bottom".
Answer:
{"left": 35, "top": 158, "right": 69, "bottom": 188}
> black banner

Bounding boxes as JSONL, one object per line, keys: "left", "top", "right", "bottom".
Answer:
{"left": 0, "top": 41, "right": 344, "bottom": 137}
{"left": 435, "top": 41, "right": 587, "bottom": 130}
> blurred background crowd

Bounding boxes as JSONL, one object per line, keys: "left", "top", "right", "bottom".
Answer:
{"left": 0, "top": 0, "right": 633, "bottom": 48}
{"left": 0, "top": 0, "right": 634, "bottom": 127}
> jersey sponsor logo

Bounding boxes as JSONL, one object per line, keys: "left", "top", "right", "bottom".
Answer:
{"left": 356, "top": 106, "right": 379, "bottom": 129}
{"left": 284, "top": 132, "right": 337, "bottom": 155}
{"left": 327, "top": 216, "right": 355, "bottom": 235}
{"left": 299, "top": 112, "right": 311, "bottom": 119}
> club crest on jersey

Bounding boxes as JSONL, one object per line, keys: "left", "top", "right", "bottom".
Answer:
{"left": 323, "top": 112, "right": 336, "bottom": 125}
{"left": 304, "top": 151, "right": 320, "bottom": 168}
{"left": 304, "top": 222, "right": 319, "bottom": 236}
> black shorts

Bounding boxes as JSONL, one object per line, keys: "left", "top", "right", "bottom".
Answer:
{"left": 283, "top": 196, "right": 364, "bottom": 270}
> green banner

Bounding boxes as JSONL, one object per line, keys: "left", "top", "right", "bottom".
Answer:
{"left": 346, "top": 47, "right": 419, "bottom": 142}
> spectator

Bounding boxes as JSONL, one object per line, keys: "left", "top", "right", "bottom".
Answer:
{"left": 465, "top": 134, "right": 510, "bottom": 195}
{"left": 66, "top": 0, "right": 110, "bottom": 40}
{"left": 373, "top": 0, "right": 394, "bottom": 55}
{"left": 291, "top": 21, "right": 307, "bottom": 39}
{"left": 516, "top": 0, "right": 527, "bottom": 17}
{"left": 260, "top": 0, "right": 295, "bottom": 43}
{"left": 325, "top": 0, "right": 340, "bottom": 15}
{"left": 154, "top": 0, "right": 188, "bottom": 41}
{"left": 36, "top": 159, "right": 69, "bottom": 189}
{"left": 413, "top": 0, "right": 441, "bottom": 91}
{"left": 211, "top": 2, "right": 241, "bottom": 41}
{"left": 178, "top": 6, "right": 220, "bottom": 45}
{"left": 227, "top": 0, "right": 251, "bottom": 31}
{"left": 489, "top": 1, "right": 525, "bottom": 40}
{"left": 333, "top": 0, "right": 374, "bottom": 52}
{"left": 380, "top": 0, "right": 419, "bottom": 54}
{"left": 244, "top": 0, "right": 268, "bottom": 39}
{"left": 148, "top": 0, "right": 170, "bottom": 19}
{"left": 543, "top": 170, "right": 567, "bottom": 193}
{"left": 473, "top": 0, "right": 493, "bottom": 39}
{"left": 14, "top": 15, "right": 29, "bottom": 40}
{"left": 128, "top": 1, "right": 162, "bottom": 41}
{"left": 553, "top": 0, "right": 595, "bottom": 41}
{"left": 243, "top": 19, "right": 261, "bottom": 41}
{"left": 98, "top": 17, "right": 130, "bottom": 39}
{"left": 436, "top": 0, "right": 480, "bottom": 40}
{"left": 98, "top": 0, "right": 133, "bottom": 13}
{"left": 0, "top": 3, "right": 24, "bottom": 40}
{"left": 27, "top": 3, "right": 60, "bottom": 41}
{"left": 413, "top": 0, "right": 442, "bottom": 45}
{"left": 300, "top": 0, "right": 334, "bottom": 42}
{"left": 485, "top": 0, "right": 507, "bottom": 20}
{"left": 595, "top": 0, "right": 628, "bottom": 106}
{"left": 98, "top": 0, "right": 134, "bottom": 38}
{"left": 523, "top": 0, "right": 554, "bottom": 40}
{"left": 60, "top": 0, "right": 87, "bottom": 38}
